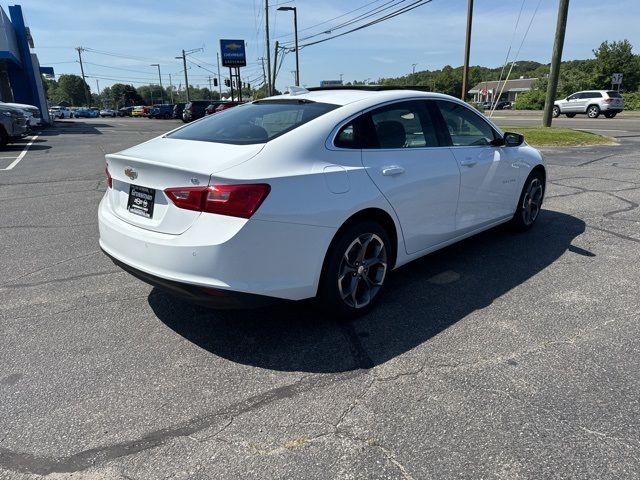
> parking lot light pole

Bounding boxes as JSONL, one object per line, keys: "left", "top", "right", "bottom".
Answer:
{"left": 150, "top": 64, "right": 163, "bottom": 103}
{"left": 277, "top": 6, "right": 299, "bottom": 86}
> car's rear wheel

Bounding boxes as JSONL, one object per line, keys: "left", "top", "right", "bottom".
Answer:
{"left": 552, "top": 106, "right": 560, "bottom": 118}
{"left": 566, "top": 113, "right": 576, "bottom": 118}
{"left": 511, "top": 171, "right": 545, "bottom": 232}
{"left": 318, "top": 221, "right": 390, "bottom": 318}
{"left": 587, "top": 105, "right": 600, "bottom": 118}
{"left": 0, "top": 127, "right": 8, "bottom": 148}
{"left": 604, "top": 112, "right": 617, "bottom": 118}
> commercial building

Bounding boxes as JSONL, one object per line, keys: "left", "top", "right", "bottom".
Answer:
{"left": 468, "top": 77, "right": 536, "bottom": 104}
{"left": 0, "top": 4, "right": 50, "bottom": 122}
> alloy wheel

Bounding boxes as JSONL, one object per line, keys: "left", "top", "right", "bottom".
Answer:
{"left": 587, "top": 106, "right": 600, "bottom": 118}
{"left": 522, "top": 178, "right": 544, "bottom": 225}
{"left": 338, "top": 233, "right": 387, "bottom": 309}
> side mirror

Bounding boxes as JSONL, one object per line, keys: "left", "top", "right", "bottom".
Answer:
{"left": 503, "top": 131, "right": 524, "bottom": 147}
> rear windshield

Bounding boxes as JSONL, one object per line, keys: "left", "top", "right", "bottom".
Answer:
{"left": 167, "top": 100, "right": 339, "bottom": 145}
{"left": 607, "top": 91, "right": 622, "bottom": 98}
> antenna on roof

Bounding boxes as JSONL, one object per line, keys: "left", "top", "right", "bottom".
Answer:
{"left": 287, "top": 86, "right": 309, "bottom": 96}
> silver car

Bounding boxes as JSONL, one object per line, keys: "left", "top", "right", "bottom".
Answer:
{"left": 553, "top": 90, "right": 624, "bottom": 119}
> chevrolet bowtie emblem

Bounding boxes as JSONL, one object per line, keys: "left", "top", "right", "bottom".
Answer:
{"left": 124, "top": 167, "right": 138, "bottom": 180}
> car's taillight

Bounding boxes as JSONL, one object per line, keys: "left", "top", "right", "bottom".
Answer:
{"left": 105, "top": 166, "right": 112, "bottom": 188}
{"left": 604, "top": 98, "right": 613, "bottom": 104}
{"left": 164, "top": 184, "right": 270, "bottom": 218}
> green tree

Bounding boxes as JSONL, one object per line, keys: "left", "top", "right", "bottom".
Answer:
{"left": 54, "top": 74, "right": 91, "bottom": 106}
{"left": 108, "top": 83, "right": 143, "bottom": 107}
{"left": 592, "top": 40, "right": 639, "bottom": 91}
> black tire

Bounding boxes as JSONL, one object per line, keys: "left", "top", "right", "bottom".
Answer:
{"left": 511, "top": 170, "right": 545, "bottom": 232}
{"left": 566, "top": 113, "right": 576, "bottom": 118}
{"left": 0, "top": 127, "right": 8, "bottom": 148}
{"left": 587, "top": 105, "right": 600, "bottom": 118}
{"left": 317, "top": 220, "right": 391, "bottom": 318}
{"left": 163, "top": 113, "right": 171, "bottom": 119}
{"left": 604, "top": 112, "right": 616, "bottom": 119}
{"left": 552, "top": 106, "right": 560, "bottom": 118}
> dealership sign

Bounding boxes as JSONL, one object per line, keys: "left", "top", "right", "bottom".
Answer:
{"left": 220, "top": 39, "right": 246, "bottom": 67}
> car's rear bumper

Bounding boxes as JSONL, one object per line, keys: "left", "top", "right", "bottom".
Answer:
{"left": 103, "top": 249, "right": 281, "bottom": 308}
{"left": 98, "top": 193, "right": 335, "bottom": 301}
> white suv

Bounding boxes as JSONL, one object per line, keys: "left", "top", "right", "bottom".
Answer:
{"left": 49, "top": 106, "right": 73, "bottom": 119}
{"left": 553, "top": 90, "right": 624, "bottom": 119}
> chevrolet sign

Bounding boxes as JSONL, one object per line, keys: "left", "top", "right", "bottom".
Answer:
{"left": 220, "top": 39, "right": 247, "bottom": 67}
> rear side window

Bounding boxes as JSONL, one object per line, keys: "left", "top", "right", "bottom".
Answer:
{"left": 168, "top": 100, "right": 338, "bottom": 145}
{"left": 334, "top": 100, "right": 438, "bottom": 149}
{"left": 607, "top": 91, "right": 622, "bottom": 98}
{"left": 581, "top": 92, "right": 602, "bottom": 99}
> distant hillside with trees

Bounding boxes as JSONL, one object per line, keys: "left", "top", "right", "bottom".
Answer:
{"left": 375, "top": 40, "right": 640, "bottom": 110}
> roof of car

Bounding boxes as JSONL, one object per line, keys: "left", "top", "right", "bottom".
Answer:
{"left": 262, "top": 87, "right": 458, "bottom": 107}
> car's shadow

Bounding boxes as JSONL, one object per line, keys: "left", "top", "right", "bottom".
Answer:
{"left": 150, "top": 210, "right": 586, "bottom": 373}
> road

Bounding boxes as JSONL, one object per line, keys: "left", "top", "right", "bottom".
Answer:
{"left": 1, "top": 117, "right": 639, "bottom": 479}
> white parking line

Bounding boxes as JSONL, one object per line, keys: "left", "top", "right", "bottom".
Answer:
{"left": 0, "top": 135, "right": 38, "bottom": 171}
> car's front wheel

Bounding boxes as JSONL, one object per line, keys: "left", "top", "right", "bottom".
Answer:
{"left": 318, "top": 221, "right": 391, "bottom": 318}
{"left": 552, "top": 106, "right": 560, "bottom": 118}
{"left": 511, "top": 171, "right": 545, "bottom": 232}
{"left": 587, "top": 105, "right": 600, "bottom": 118}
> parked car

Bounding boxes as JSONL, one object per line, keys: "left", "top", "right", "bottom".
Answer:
{"left": 480, "top": 100, "right": 511, "bottom": 111}
{"left": 553, "top": 90, "right": 624, "bottom": 119}
{"left": 0, "top": 106, "right": 29, "bottom": 147}
{"left": 118, "top": 107, "right": 134, "bottom": 117}
{"left": 100, "top": 88, "right": 546, "bottom": 316}
{"left": 172, "top": 103, "right": 185, "bottom": 120}
{"left": 0, "top": 102, "right": 42, "bottom": 126}
{"left": 214, "top": 101, "right": 243, "bottom": 113}
{"left": 100, "top": 109, "right": 117, "bottom": 118}
{"left": 73, "top": 108, "right": 98, "bottom": 118}
{"left": 131, "top": 106, "right": 148, "bottom": 117}
{"left": 182, "top": 100, "right": 211, "bottom": 122}
{"left": 49, "top": 106, "right": 73, "bottom": 119}
{"left": 204, "top": 101, "right": 226, "bottom": 116}
{"left": 148, "top": 104, "right": 175, "bottom": 119}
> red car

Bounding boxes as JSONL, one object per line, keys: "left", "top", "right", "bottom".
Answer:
{"left": 215, "top": 101, "right": 243, "bottom": 113}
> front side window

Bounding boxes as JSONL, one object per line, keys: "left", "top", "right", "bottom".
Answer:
{"left": 168, "top": 100, "right": 338, "bottom": 145}
{"left": 369, "top": 101, "right": 438, "bottom": 149}
{"left": 435, "top": 100, "right": 497, "bottom": 147}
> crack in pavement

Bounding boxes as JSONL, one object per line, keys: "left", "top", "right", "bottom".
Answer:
{"left": 0, "top": 250, "right": 102, "bottom": 287}
{"left": 0, "top": 371, "right": 365, "bottom": 476}
{"left": 0, "top": 269, "right": 122, "bottom": 290}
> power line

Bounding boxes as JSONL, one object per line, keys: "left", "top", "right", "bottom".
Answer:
{"left": 296, "top": 0, "right": 433, "bottom": 49}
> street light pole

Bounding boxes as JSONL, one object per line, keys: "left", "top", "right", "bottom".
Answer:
{"left": 278, "top": 6, "right": 299, "bottom": 86}
{"left": 150, "top": 64, "right": 163, "bottom": 103}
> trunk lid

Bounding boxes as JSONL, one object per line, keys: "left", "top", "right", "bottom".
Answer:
{"left": 106, "top": 137, "right": 265, "bottom": 234}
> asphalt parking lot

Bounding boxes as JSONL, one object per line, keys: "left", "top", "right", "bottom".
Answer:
{"left": 1, "top": 115, "right": 639, "bottom": 479}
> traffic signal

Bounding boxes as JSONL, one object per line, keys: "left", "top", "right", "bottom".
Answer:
{"left": 213, "top": 78, "right": 218, "bottom": 87}
{"left": 224, "top": 79, "right": 230, "bottom": 87}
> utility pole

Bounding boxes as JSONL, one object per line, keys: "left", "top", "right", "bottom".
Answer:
{"left": 95, "top": 79, "right": 100, "bottom": 106}
{"left": 412, "top": 63, "right": 418, "bottom": 74}
{"left": 168, "top": 73, "right": 174, "bottom": 103}
{"left": 181, "top": 50, "right": 190, "bottom": 102}
{"left": 272, "top": 41, "right": 279, "bottom": 93}
{"left": 259, "top": 57, "right": 267, "bottom": 94}
{"left": 542, "top": 0, "right": 570, "bottom": 127}
{"left": 150, "top": 64, "right": 163, "bottom": 103}
{"left": 208, "top": 76, "right": 213, "bottom": 98}
{"left": 216, "top": 52, "right": 222, "bottom": 96}
{"left": 461, "top": 0, "right": 473, "bottom": 100}
{"left": 265, "top": 0, "right": 272, "bottom": 95}
{"left": 76, "top": 46, "right": 91, "bottom": 106}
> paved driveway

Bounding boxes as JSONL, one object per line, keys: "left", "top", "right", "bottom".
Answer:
{"left": 1, "top": 118, "right": 639, "bottom": 479}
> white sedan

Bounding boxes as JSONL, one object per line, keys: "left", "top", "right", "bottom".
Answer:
{"left": 99, "top": 88, "right": 545, "bottom": 316}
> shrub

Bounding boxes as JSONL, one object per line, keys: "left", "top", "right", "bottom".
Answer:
{"left": 513, "top": 89, "right": 546, "bottom": 110}
{"left": 622, "top": 92, "right": 640, "bottom": 110}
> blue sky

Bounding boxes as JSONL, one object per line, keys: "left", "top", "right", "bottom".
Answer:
{"left": 8, "top": 0, "right": 640, "bottom": 92}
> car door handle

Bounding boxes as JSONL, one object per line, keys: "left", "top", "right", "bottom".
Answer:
{"left": 381, "top": 166, "right": 405, "bottom": 176}
{"left": 460, "top": 159, "right": 477, "bottom": 167}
